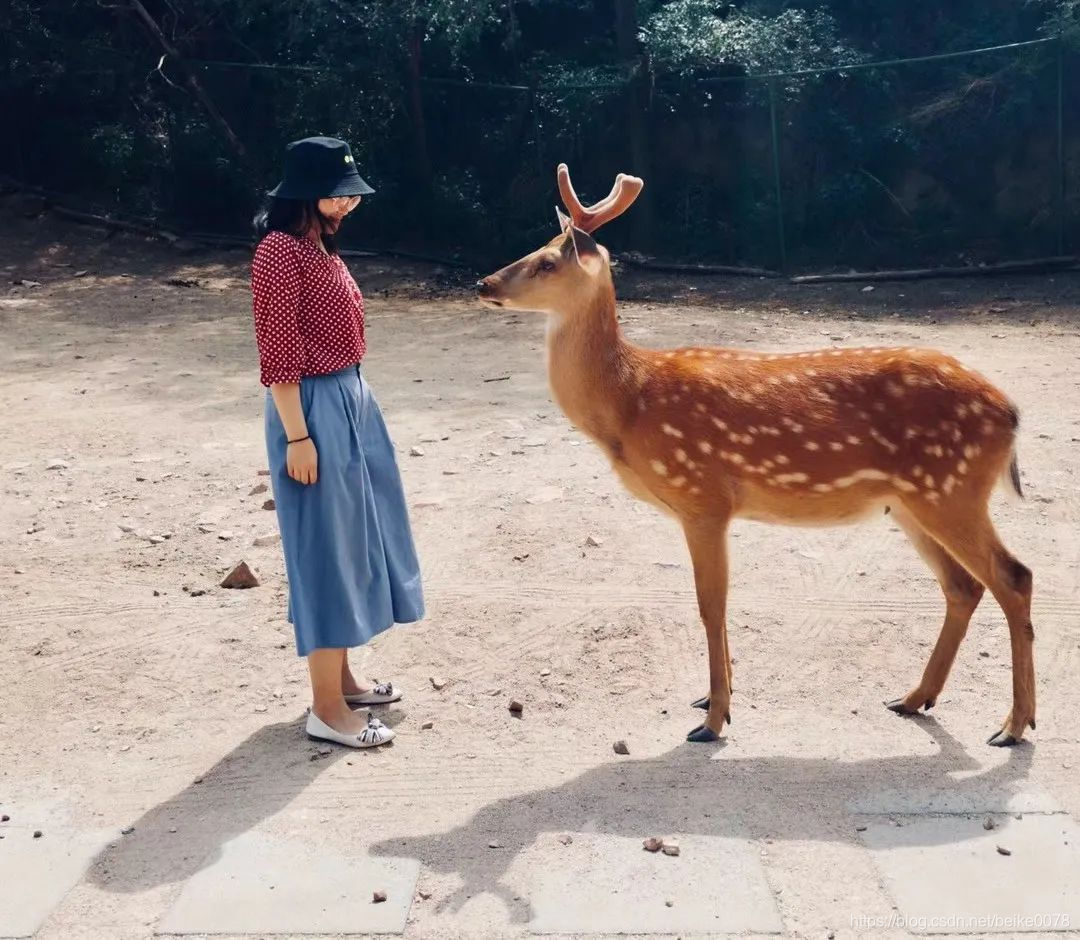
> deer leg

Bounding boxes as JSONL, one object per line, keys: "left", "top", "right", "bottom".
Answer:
{"left": 885, "top": 505, "right": 985, "bottom": 716}
{"left": 683, "top": 518, "right": 732, "bottom": 743}
{"left": 900, "top": 499, "right": 1035, "bottom": 746}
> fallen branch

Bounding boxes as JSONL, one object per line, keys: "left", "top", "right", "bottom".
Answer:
{"left": 617, "top": 252, "right": 780, "bottom": 278}
{"left": 52, "top": 205, "right": 182, "bottom": 243}
{"left": 791, "top": 256, "right": 1078, "bottom": 284}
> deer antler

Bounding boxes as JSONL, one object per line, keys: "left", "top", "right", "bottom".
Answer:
{"left": 557, "top": 163, "right": 643, "bottom": 234}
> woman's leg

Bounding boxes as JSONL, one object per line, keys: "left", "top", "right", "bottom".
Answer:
{"left": 341, "top": 651, "right": 374, "bottom": 696}
{"left": 308, "top": 647, "right": 368, "bottom": 733}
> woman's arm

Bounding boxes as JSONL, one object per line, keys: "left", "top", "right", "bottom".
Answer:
{"left": 270, "top": 382, "right": 318, "bottom": 485}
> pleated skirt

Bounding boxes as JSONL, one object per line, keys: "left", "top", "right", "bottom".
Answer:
{"left": 265, "top": 365, "right": 424, "bottom": 656}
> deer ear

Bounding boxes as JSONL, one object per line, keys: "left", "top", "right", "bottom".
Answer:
{"left": 569, "top": 225, "right": 603, "bottom": 275}
{"left": 555, "top": 205, "right": 572, "bottom": 234}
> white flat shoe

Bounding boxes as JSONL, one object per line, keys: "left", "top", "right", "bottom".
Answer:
{"left": 306, "top": 711, "right": 396, "bottom": 749}
{"left": 343, "top": 681, "right": 403, "bottom": 706}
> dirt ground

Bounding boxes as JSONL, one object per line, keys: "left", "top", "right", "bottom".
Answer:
{"left": 2, "top": 210, "right": 1079, "bottom": 939}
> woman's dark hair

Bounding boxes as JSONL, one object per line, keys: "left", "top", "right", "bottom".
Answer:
{"left": 254, "top": 198, "right": 339, "bottom": 254}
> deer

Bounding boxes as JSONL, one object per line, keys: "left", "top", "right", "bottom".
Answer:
{"left": 477, "top": 164, "right": 1036, "bottom": 748}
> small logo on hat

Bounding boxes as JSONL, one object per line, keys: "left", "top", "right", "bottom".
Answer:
{"left": 344, "top": 154, "right": 353, "bottom": 163}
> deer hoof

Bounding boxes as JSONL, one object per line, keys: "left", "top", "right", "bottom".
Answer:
{"left": 923, "top": 699, "right": 936, "bottom": 711}
{"left": 885, "top": 698, "right": 918, "bottom": 715}
{"left": 690, "top": 696, "right": 709, "bottom": 711}
{"left": 686, "top": 724, "right": 721, "bottom": 743}
{"left": 987, "top": 729, "right": 1020, "bottom": 748}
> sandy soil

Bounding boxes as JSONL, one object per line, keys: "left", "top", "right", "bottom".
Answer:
{"left": 2, "top": 210, "right": 1079, "bottom": 939}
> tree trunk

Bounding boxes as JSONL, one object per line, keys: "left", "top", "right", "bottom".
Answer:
{"left": 406, "top": 27, "right": 433, "bottom": 194}
{"left": 612, "top": 0, "right": 653, "bottom": 247}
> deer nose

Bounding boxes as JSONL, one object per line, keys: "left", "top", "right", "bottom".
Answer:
{"left": 476, "top": 277, "right": 493, "bottom": 296}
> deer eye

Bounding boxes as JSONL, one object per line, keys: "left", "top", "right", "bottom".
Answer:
{"left": 538, "top": 258, "right": 557, "bottom": 273}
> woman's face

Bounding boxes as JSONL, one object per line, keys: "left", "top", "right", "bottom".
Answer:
{"left": 316, "top": 195, "right": 361, "bottom": 232}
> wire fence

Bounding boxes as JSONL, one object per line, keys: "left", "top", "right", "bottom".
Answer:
{"left": 5, "top": 36, "right": 1076, "bottom": 274}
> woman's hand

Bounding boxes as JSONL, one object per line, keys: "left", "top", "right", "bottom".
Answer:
{"left": 287, "top": 438, "right": 318, "bottom": 485}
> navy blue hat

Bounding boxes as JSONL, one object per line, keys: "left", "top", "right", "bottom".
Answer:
{"left": 268, "top": 136, "right": 375, "bottom": 200}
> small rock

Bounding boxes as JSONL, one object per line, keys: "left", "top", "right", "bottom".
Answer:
{"left": 19, "top": 279, "right": 42, "bottom": 288}
{"left": 420, "top": 720, "right": 435, "bottom": 730}
{"left": 410, "top": 446, "right": 425, "bottom": 457}
{"left": 585, "top": 535, "right": 603, "bottom": 547}
{"left": 418, "top": 888, "right": 433, "bottom": 900}
{"left": 153, "top": 590, "right": 161, "bottom": 597}
{"left": 33, "top": 830, "right": 42, "bottom": 839}
{"left": 665, "top": 900, "right": 674, "bottom": 908}
{"left": 257, "top": 469, "right": 270, "bottom": 476}
{"left": 861, "top": 285, "right": 875, "bottom": 292}
{"left": 996, "top": 845, "right": 1012, "bottom": 856}
{"left": 488, "top": 840, "right": 504, "bottom": 849}
{"left": 643, "top": 837, "right": 663, "bottom": 853}
{"left": 148, "top": 535, "right": 165, "bottom": 545}
{"left": 187, "top": 587, "right": 208, "bottom": 597}
{"left": 558, "top": 834, "right": 573, "bottom": 846}
{"left": 317, "top": 745, "right": 332, "bottom": 756}
{"left": 0, "top": 814, "right": 9, "bottom": 822}
{"left": 613, "top": 740, "right": 630, "bottom": 755}
{"left": 254, "top": 704, "right": 268, "bottom": 713}
{"left": 74, "top": 270, "right": 89, "bottom": 278}
{"left": 217, "top": 531, "right": 235, "bottom": 541}
{"left": 249, "top": 482, "right": 268, "bottom": 496}
{"left": 540, "top": 668, "right": 551, "bottom": 677}
{"left": 168, "top": 827, "right": 177, "bottom": 834}
{"left": 121, "top": 826, "right": 135, "bottom": 835}
{"left": 430, "top": 676, "right": 448, "bottom": 691}
{"left": 983, "top": 816, "right": 996, "bottom": 831}
{"left": 262, "top": 499, "right": 276, "bottom": 511}
{"left": 508, "top": 699, "right": 524, "bottom": 714}
{"left": 855, "top": 825, "right": 867, "bottom": 832}
{"left": 979, "top": 650, "right": 990, "bottom": 657}
{"left": 373, "top": 890, "right": 387, "bottom": 904}
{"left": 118, "top": 523, "right": 135, "bottom": 533}
{"left": 193, "top": 776, "right": 204, "bottom": 785}
{"left": 46, "top": 459, "right": 69, "bottom": 470}
{"left": 661, "top": 838, "right": 680, "bottom": 857}
{"left": 253, "top": 534, "right": 280, "bottom": 547}
{"left": 221, "top": 561, "right": 259, "bottom": 589}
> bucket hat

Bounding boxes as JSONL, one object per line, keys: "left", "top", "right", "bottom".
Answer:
{"left": 268, "top": 136, "right": 375, "bottom": 200}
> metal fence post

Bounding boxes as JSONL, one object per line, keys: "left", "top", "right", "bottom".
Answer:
{"left": 1057, "top": 35, "right": 1066, "bottom": 255}
{"left": 768, "top": 79, "right": 787, "bottom": 272}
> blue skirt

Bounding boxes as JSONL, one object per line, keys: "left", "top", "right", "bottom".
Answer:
{"left": 265, "top": 366, "right": 424, "bottom": 656}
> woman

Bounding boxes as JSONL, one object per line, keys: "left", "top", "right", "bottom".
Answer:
{"left": 251, "top": 135, "right": 424, "bottom": 749}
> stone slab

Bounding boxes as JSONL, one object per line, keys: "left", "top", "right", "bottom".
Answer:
{"left": 859, "top": 813, "right": 1080, "bottom": 933}
{"left": 528, "top": 833, "right": 782, "bottom": 935}
{"left": 157, "top": 831, "right": 419, "bottom": 935}
{"left": 0, "top": 813, "right": 112, "bottom": 939}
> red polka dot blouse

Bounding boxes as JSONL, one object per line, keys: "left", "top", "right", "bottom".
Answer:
{"left": 251, "top": 230, "right": 367, "bottom": 386}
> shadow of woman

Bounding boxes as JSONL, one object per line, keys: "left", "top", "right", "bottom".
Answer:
{"left": 371, "top": 718, "right": 1034, "bottom": 924}
{"left": 87, "top": 710, "right": 402, "bottom": 893}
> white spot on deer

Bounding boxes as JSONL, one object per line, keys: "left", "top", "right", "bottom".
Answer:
{"left": 689, "top": 485, "right": 701, "bottom": 495}
{"left": 671, "top": 395, "right": 682, "bottom": 404}
{"left": 924, "top": 444, "right": 945, "bottom": 458}
{"left": 812, "top": 482, "right": 835, "bottom": 493}
{"left": 923, "top": 475, "right": 936, "bottom": 489}
{"left": 892, "top": 476, "right": 918, "bottom": 493}
{"left": 981, "top": 420, "right": 995, "bottom": 435}
{"left": 805, "top": 441, "right": 821, "bottom": 451}
{"left": 955, "top": 404, "right": 969, "bottom": 419}
{"left": 913, "top": 465, "right": 924, "bottom": 477}
{"left": 727, "top": 452, "right": 746, "bottom": 465}
{"left": 943, "top": 474, "right": 957, "bottom": 495}
{"left": 781, "top": 417, "right": 804, "bottom": 433}
{"left": 638, "top": 397, "right": 647, "bottom": 412}
{"left": 680, "top": 384, "right": 690, "bottom": 394}
{"left": 658, "top": 396, "right": 668, "bottom": 405}
{"left": 775, "top": 472, "right": 809, "bottom": 484}
{"left": 870, "top": 430, "right": 899, "bottom": 454}
{"left": 762, "top": 459, "right": 775, "bottom": 470}
{"left": 886, "top": 381, "right": 904, "bottom": 398}
{"left": 674, "top": 448, "right": 687, "bottom": 464}
{"left": 846, "top": 435, "right": 862, "bottom": 445}
{"left": 829, "top": 442, "right": 844, "bottom": 452}
{"left": 650, "top": 459, "right": 667, "bottom": 477}
{"left": 925, "top": 490, "right": 941, "bottom": 504}
{"left": 957, "top": 459, "right": 968, "bottom": 474}
{"left": 785, "top": 374, "right": 799, "bottom": 384}
{"left": 670, "top": 475, "right": 687, "bottom": 488}
{"left": 698, "top": 440, "right": 713, "bottom": 455}
{"left": 857, "top": 410, "right": 870, "bottom": 421}
{"left": 695, "top": 402, "right": 707, "bottom": 413}
{"left": 775, "top": 454, "right": 791, "bottom": 465}
{"left": 664, "top": 351, "right": 675, "bottom": 359}
{"left": 939, "top": 364, "right": 954, "bottom": 375}
{"left": 806, "top": 369, "right": 819, "bottom": 377}
{"left": 963, "top": 444, "right": 981, "bottom": 459}
{"left": 970, "top": 400, "right": 985, "bottom": 416}
{"left": 768, "top": 376, "right": 782, "bottom": 385}
{"left": 662, "top": 423, "right": 684, "bottom": 439}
